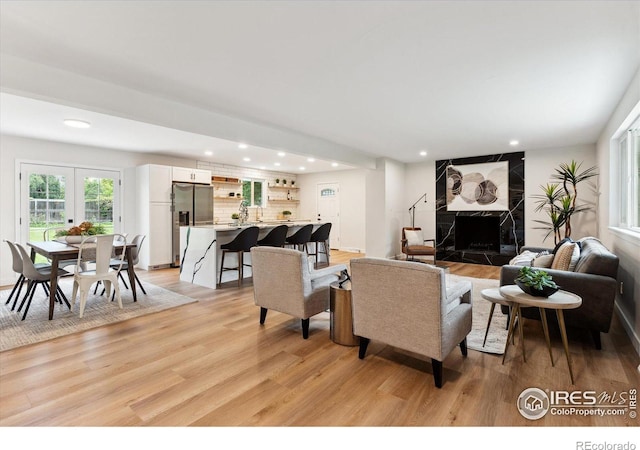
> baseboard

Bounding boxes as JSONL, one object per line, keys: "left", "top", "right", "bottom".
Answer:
{"left": 615, "top": 301, "right": 640, "bottom": 357}
{"left": 339, "top": 247, "right": 363, "bottom": 253}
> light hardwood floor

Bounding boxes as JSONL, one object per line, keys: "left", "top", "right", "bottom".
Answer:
{"left": 0, "top": 251, "right": 638, "bottom": 427}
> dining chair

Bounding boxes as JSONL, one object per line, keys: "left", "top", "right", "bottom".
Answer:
{"left": 14, "top": 243, "right": 70, "bottom": 320}
{"left": 71, "top": 234, "right": 126, "bottom": 319}
{"left": 99, "top": 234, "right": 147, "bottom": 299}
{"left": 256, "top": 225, "right": 288, "bottom": 247}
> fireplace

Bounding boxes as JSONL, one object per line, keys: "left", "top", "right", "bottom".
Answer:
{"left": 454, "top": 215, "right": 501, "bottom": 253}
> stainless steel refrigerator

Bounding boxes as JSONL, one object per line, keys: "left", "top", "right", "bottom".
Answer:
{"left": 171, "top": 182, "right": 214, "bottom": 267}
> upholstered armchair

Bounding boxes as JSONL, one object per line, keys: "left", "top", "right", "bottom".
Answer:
{"left": 350, "top": 257, "right": 472, "bottom": 388}
{"left": 251, "top": 246, "right": 348, "bottom": 339}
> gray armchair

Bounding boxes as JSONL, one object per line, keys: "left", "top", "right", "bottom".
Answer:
{"left": 350, "top": 257, "right": 472, "bottom": 388}
{"left": 250, "top": 246, "right": 347, "bottom": 339}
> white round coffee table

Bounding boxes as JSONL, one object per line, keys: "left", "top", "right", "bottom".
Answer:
{"left": 499, "top": 285, "right": 582, "bottom": 384}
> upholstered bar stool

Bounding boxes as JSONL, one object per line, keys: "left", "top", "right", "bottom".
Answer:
{"left": 308, "top": 222, "right": 332, "bottom": 268}
{"left": 257, "top": 224, "right": 288, "bottom": 247}
{"left": 284, "top": 224, "right": 313, "bottom": 253}
{"left": 218, "top": 226, "right": 260, "bottom": 287}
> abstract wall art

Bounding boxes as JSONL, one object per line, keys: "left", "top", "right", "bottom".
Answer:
{"left": 446, "top": 161, "right": 509, "bottom": 211}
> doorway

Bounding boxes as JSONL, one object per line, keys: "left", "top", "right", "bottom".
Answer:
{"left": 19, "top": 163, "right": 121, "bottom": 244}
{"left": 316, "top": 182, "right": 340, "bottom": 249}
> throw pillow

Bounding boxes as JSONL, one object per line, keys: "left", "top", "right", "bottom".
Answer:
{"left": 509, "top": 250, "right": 538, "bottom": 266}
{"left": 405, "top": 229, "right": 424, "bottom": 246}
{"left": 551, "top": 241, "right": 577, "bottom": 271}
{"left": 567, "top": 243, "right": 581, "bottom": 271}
{"left": 552, "top": 237, "right": 573, "bottom": 254}
{"left": 533, "top": 253, "right": 554, "bottom": 268}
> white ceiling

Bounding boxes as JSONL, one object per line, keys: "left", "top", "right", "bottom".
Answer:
{"left": 1, "top": 1, "right": 639, "bottom": 171}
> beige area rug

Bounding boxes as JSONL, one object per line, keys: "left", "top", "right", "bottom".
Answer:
{"left": 448, "top": 274, "right": 509, "bottom": 355}
{"left": 0, "top": 277, "right": 197, "bottom": 352}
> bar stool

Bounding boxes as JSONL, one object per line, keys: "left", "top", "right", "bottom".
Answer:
{"left": 257, "top": 224, "right": 288, "bottom": 247}
{"left": 284, "top": 224, "right": 313, "bottom": 253}
{"left": 308, "top": 223, "right": 332, "bottom": 268}
{"left": 218, "top": 226, "right": 260, "bottom": 287}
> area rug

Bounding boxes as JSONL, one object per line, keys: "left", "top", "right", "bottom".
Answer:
{"left": 0, "top": 278, "right": 197, "bottom": 352}
{"left": 448, "top": 274, "right": 508, "bottom": 355}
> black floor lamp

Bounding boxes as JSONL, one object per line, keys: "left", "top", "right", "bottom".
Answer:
{"left": 409, "top": 193, "right": 427, "bottom": 228}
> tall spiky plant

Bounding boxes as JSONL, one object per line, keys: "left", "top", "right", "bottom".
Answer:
{"left": 533, "top": 160, "right": 598, "bottom": 244}
{"left": 551, "top": 160, "right": 598, "bottom": 239}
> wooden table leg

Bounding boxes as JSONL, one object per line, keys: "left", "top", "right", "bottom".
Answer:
{"left": 483, "top": 302, "right": 496, "bottom": 347}
{"left": 556, "top": 309, "right": 575, "bottom": 384}
{"left": 539, "top": 307, "right": 554, "bottom": 366}
{"left": 502, "top": 304, "right": 518, "bottom": 365}
{"left": 517, "top": 304, "right": 526, "bottom": 363}
{"left": 125, "top": 247, "right": 137, "bottom": 302}
{"left": 48, "top": 255, "right": 60, "bottom": 320}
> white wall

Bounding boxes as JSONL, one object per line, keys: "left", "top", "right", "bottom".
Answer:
{"left": 384, "top": 159, "right": 406, "bottom": 258}
{"left": 404, "top": 160, "right": 437, "bottom": 254}
{"left": 524, "top": 144, "right": 598, "bottom": 248}
{"left": 297, "top": 168, "right": 367, "bottom": 253}
{"left": 596, "top": 67, "right": 640, "bottom": 355}
{"left": 0, "top": 134, "right": 201, "bottom": 286}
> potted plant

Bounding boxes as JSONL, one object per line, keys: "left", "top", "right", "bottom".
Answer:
{"left": 55, "top": 221, "right": 106, "bottom": 243}
{"left": 282, "top": 210, "right": 292, "bottom": 220}
{"left": 231, "top": 213, "right": 240, "bottom": 225}
{"left": 515, "top": 266, "right": 559, "bottom": 297}
{"left": 275, "top": 178, "right": 280, "bottom": 186}
{"left": 532, "top": 160, "right": 598, "bottom": 244}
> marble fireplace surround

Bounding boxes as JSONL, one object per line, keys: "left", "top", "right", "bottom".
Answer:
{"left": 435, "top": 152, "right": 525, "bottom": 266}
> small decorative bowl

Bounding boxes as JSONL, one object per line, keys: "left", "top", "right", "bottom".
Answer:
{"left": 64, "top": 235, "right": 84, "bottom": 244}
{"left": 515, "top": 280, "right": 559, "bottom": 297}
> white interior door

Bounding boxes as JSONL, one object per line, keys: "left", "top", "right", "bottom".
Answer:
{"left": 20, "top": 163, "right": 121, "bottom": 243}
{"left": 317, "top": 182, "right": 340, "bottom": 249}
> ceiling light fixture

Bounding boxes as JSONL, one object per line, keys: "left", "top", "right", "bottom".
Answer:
{"left": 299, "top": 166, "right": 306, "bottom": 171}
{"left": 238, "top": 143, "right": 248, "bottom": 149}
{"left": 331, "top": 162, "right": 338, "bottom": 167}
{"left": 63, "top": 119, "right": 91, "bottom": 128}
{"left": 509, "top": 140, "right": 519, "bottom": 146}
{"left": 204, "top": 151, "right": 213, "bottom": 156}
{"left": 243, "top": 157, "right": 251, "bottom": 162}
{"left": 277, "top": 152, "right": 286, "bottom": 157}
{"left": 274, "top": 162, "right": 281, "bottom": 166}
{"left": 307, "top": 157, "right": 315, "bottom": 162}
{"left": 419, "top": 151, "right": 427, "bottom": 156}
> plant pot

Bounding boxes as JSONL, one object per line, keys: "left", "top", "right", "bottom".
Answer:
{"left": 515, "top": 280, "right": 559, "bottom": 297}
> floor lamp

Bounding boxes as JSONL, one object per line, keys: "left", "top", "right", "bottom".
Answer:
{"left": 409, "top": 193, "right": 427, "bottom": 228}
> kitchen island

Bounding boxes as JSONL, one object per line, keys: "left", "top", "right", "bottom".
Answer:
{"left": 179, "top": 221, "right": 330, "bottom": 288}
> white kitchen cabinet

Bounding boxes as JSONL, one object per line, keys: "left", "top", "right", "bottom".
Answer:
{"left": 172, "top": 167, "right": 211, "bottom": 184}
{"left": 136, "top": 164, "right": 174, "bottom": 269}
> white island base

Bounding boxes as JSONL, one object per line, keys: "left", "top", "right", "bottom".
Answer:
{"left": 179, "top": 222, "right": 330, "bottom": 289}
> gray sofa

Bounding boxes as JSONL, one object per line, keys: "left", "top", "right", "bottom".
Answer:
{"left": 500, "top": 237, "right": 619, "bottom": 349}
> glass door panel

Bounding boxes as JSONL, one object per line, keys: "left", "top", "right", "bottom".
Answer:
{"left": 75, "top": 169, "right": 121, "bottom": 235}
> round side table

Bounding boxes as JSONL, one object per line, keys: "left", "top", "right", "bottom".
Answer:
{"left": 499, "top": 285, "right": 582, "bottom": 384}
{"left": 480, "top": 288, "right": 513, "bottom": 349}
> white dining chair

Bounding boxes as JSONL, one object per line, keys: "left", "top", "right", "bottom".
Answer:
{"left": 71, "top": 234, "right": 126, "bottom": 318}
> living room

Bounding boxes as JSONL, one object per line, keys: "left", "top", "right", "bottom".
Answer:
{"left": 0, "top": 0, "right": 639, "bottom": 447}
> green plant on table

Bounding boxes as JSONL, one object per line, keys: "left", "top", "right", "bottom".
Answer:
{"left": 231, "top": 213, "right": 240, "bottom": 220}
{"left": 282, "top": 210, "right": 292, "bottom": 216}
{"left": 54, "top": 221, "right": 106, "bottom": 237}
{"left": 515, "top": 266, "right": 558, "bottom": 290}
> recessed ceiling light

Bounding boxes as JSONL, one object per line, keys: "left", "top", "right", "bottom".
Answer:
{"left": 419, "top": 151, "right": 427, "bottom": 156}
{"left": 509, "top": 140, "right": 519, "bottom": 146}
{"left": 299, "top": 166, "right": 306, "bottom": 171}
{"left": 204, "top": 151, "right": 213, "bottom": 156}
{"left": 238, "top": 143, "right": 248, "bottom": 149}
{"left": 243, "top": 157, "right": 251, "bottom": 162}
{"left": 259, "top": 166, "right": 265, "bottom": 170}
{"left": 63, "top": 119, "right": 91, "bottom": 128}
{"left": 331, "top": 162, "right": 339, "bottom": 167}
{"left": 277, "top": 152, "right": 286, "bottom": 157}
{"left": 274, "top": 162, "right": 281, "bottom": 166}
{"left": 307, "top": 157, "right": 315, "bottom": 162}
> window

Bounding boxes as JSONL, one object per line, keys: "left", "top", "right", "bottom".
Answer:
{"left": 242, "top": 179, "right": 264, "bottom": 207}
{"left": 617, "top": 114, "right": 640, "bottom": 232}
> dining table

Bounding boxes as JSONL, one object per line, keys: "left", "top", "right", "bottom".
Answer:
{"left": 27, "top": 239, "right": 138, "bottom": 320}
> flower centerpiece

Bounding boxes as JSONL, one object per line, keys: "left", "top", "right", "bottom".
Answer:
{"left": 515, "top": 266, "right": 559, "bottom": 297}
{"left": 55, "top": 221, "right": 106, "bottom": 243}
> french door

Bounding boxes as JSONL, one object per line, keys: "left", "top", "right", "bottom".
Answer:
{"left": 19, "top": 163, "right": 121, "bottom": 244}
